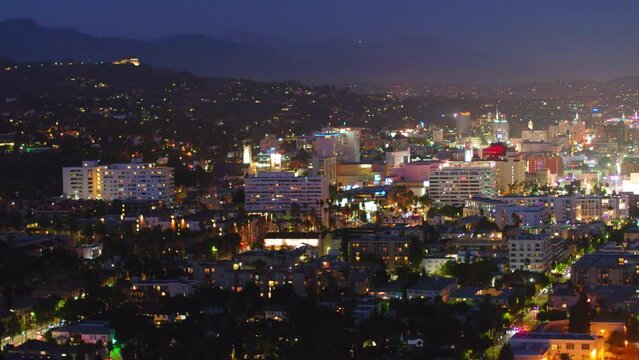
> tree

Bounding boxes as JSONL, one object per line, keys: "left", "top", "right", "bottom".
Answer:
{"left": 340, "top": 232, "right": 351, "bottom": 261}
{"left": 498, "top": 343, "right": 513, "bottom": 360}
{"left": 569, "top": 294, "right": 590, "bottom": 333}
{"left": 408, "top": 237, "right": 424, "bottom": 271}
{"left": 608, "top": 330, "right": 625, "bottom": 348}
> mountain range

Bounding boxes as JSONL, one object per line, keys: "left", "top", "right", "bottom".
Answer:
{"left": 0, "top": 19, "right": 627, "bottom": 85}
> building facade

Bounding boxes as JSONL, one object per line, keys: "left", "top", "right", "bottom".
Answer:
{"left": 429, "top": 161, "right": 496, "bottom": 206}
{"left": 508, "top": 234, "right": 553, "bottom": 272}
{"left": 62, "top": 160, "right": 174, "bottom": 203}
{"left": 244, "top": 172, "right": 328, "bottom": 221}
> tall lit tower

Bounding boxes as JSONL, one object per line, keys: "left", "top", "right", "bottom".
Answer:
{"left": 456, "top": 112, "right": 470, "bottom": 137}
{"left": 243, "top": 144, "right": 252, "bottom": 164}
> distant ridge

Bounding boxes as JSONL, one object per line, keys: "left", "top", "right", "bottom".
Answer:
{"left": 0, "top": 19, "right": 547, "bottom": 84}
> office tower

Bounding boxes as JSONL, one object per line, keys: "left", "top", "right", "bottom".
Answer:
{"left": 456, "top": 112, "right": 470, "bottom": 137}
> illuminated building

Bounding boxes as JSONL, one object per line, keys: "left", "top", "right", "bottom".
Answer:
{"left": 385, "top": 150, "right": 410, "bottom": 174}
{"left": 552, "top": 195, "right": 628, "bottom": 223}
{"left": 432, "top": 127, "right": 444, "bottom": 144}
{"left": 314, "top": 127, "right": 362, "bottom": 162}
{"left": 508, "top": 233, "right": 552, "bottom": 272}
{"left": 428, "top": 161, "right": 496, "bottom": 206}
{"left": 455, "top": 111, "right": 470, "bottom": 137}
{"left": 242, "top": 144, "right": 252, "bottom": 164}
{"left": 492, "top": 111, "right": 510, "bottom": 142}
{"left": 509, "top": 332, "right": 604, "bottom": 360}
{"left": 494, "top": 151, "right": 526, "bottom": 195}
{"left": 405, "top": 277, "right": 458, "bottom": 302}
{"left": 244, "top": 172, "right": 328, "bottom": 222}
{"left": 350, "top": 235, "right": 411, "bottom": 269}
{"left": 481, "top": 143, "right": 508, "bottom": 160}
{"left": 112, "top": 57, "right": 140, "bottom": 66}
{"left": 336, "top": 163, "right": 382, "bottom": 188}
{"left": 527, "top": 154, "right": 564, "bottom": 176}
{"left": 521, "top": 129, "right": 549, "bottom": 142}
{"left": 62, "top": 160, "right": 174, "bottom": 203}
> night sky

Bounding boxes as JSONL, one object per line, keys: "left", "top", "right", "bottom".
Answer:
{"left": 3, "top": 0, "right": 639, "bottom": 81}
{"left": 0, "top": 0, "right": 634, "bottom": 45}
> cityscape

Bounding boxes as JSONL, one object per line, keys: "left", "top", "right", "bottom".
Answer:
{"left": 3, "top": 1, "right": 639, "bottom": 359}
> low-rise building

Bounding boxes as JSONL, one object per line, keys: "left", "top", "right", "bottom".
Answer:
{"left": 130, "top": 278, "right": 198, "bottom": 298}
{"left": 51, "top": 321, "right": 115, "bottom": 345}
{"left": 571, "top": 253, "right": 639, "bottom": 287}
{"left": 406, "top": 277, "right": 458, "bottom": 302}
{"left": 509, "top": 332, "right": 604, "bottom": 360}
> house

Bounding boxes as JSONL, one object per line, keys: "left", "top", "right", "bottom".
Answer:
{"left": 369, "top": 280, "right": 407, "bottom": 300}
{"left": 130, "top": 278, "right": 198, "bottom": 298}
{"left": 448, "top": 287, "right": 515, "bottom": 307}
{"left": 51, "top": 320, "right": 115, "bottom": 345}
{"left": 406, "top": 277, "right": 458, "bottom": 302}
{"left": 547, "top": 284, "right": 579, "bottom": 310}
{"left": 264, "top": 305, "right": 287, "bottom": 321}
{"left": 402, "top": 334, "right": 424, "bottom": 348}
{"left": 5, "top": 340, "right": 102, "bottom": 360}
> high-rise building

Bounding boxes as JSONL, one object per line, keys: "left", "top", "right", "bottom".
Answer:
{"left": 62, "top": 160, "right": 174, "bottom": 203}
{"left": 242, "top": 144, "right": 252, "bottom": 164}
{"left": 244, "top": 172, "right": 328, "bottom": 222}
{"left": 493, "top": 119, "right": 510, "bottom": 143}
{"left": 317, "top": 127, "right": 361, "bottom": 162}
{"left": 432, "top": 128, "right": 444, "bottom": 144}
{"left": 492, "top": 109, "right": 509, "bottom": 142}
{"left": 495, "top": 151, "right": 526, "bottom": 195}
{"left": 456, "top": 112, "right": 470, "bottom": 137}
{"left": 428, "top": 161, "right": 496, "bottom": 206}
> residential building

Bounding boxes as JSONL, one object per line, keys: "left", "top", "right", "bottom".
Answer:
{"left": 406, "top": 277, "right": 458, "bottom": 302}
{"left": 571, "top": 252, "right": 639, "bottom": 287}
{"left": 553, "top": 195, "right": 629, "bottom": 223}
{"left": 494, "top": 205, "right": 550, "bottom": 229}
{"left": 429, "top": 161, "right": 496, "bottom": 206}
{"left": 51, "top": 321, "right": 115, "bottom": 345}
{"left": 62, "top": 160, "right": 174, "bottom": 203}
{"left": 495, "top": 152, "right": 526, "bottom": 195}
{"left": 244, "top": 172, "right": 328, "bottom": 222}
{"left": 508, "top": 233, "right": 553, "bottom": 272}
{"left": 130, "top": 278, "right": 198, "bottom": 298}
{"left": 350, "top": 235, "right": 411, "bottom": 270}
{"left": 509, "top": 332, "right": 604, "bottom": 360}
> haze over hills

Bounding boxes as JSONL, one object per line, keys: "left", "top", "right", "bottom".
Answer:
{"left": 3, "top": 19, "right": 639, "bottom": 85}
{"left": 0, "top": 19, "right": 537, "bottom": 84}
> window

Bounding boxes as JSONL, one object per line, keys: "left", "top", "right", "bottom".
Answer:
{"left": 566, "top": 343, "right": 574, "bottom": 350}
{"left": 581, "top": 344, "right": 590, "bottom": 350}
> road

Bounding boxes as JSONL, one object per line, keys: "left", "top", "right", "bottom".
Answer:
{"left": 1, "top": 321, "right": 62, "bottom": 349}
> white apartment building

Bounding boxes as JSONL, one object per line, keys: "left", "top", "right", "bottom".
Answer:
{"left": 553, "top": 195, "right": 629, "bottom": 223}
{"left": 509, "top": 332, "right": 604, "bottom": 360}
{"left": 244, "top": 172, "right": 328, "bottom": 222}
{"left": 429, "top": 161, "right": 496, "bottom": 206}
{"left": 508, "top": 234, "right": 552, "bottom": 272}
{"left": 62, "top": 160, "right": 174, "bottom": 203}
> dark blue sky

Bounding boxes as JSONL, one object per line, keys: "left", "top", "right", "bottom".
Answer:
{"left": 3, "top": 0, "right": 639, "bottom": 81}
{"left": 1, "top": 0, "right": 636, "bottom": 48}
